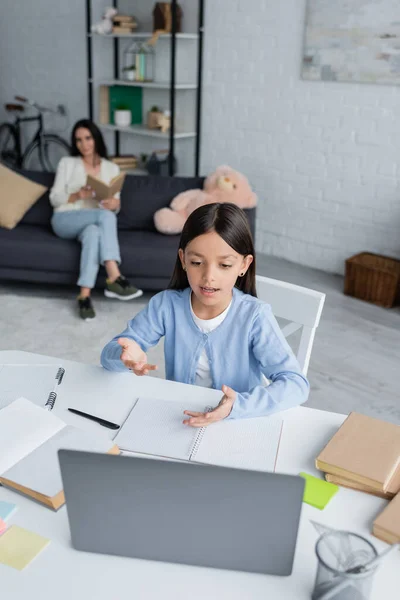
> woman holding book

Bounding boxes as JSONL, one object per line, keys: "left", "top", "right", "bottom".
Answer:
{"left": 50, "top": 119, "right": 142, "bottom": 320}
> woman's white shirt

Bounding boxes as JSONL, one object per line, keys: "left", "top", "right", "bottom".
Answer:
{"left": 49, "top": 156, "right": 120, "bottom": 212}
{"left": 190, "top": 297, "right": 232, "bottom": 388}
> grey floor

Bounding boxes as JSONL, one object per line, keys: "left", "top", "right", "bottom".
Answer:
{"left": 1, "top": 254, "right": 399, "bottom": 423}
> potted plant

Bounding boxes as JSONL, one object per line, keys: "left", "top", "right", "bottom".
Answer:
{"left": 114, "top": 104, "right": 132, "bottom": 127}
{"left": 122, "top": 65, "right": 136, "bottom": 81}
{"left": 147, "top": 105, "right": 162, "bottom": 129}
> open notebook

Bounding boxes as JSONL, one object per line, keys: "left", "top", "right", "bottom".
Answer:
{"left": 0, "top": 364, "right": 65, "bottom": 411}
{"left": 0, "top": 398, "right": 119, "bottom": 510}
{"left": 114, "top": 397, "right": 283, "bottom": 473}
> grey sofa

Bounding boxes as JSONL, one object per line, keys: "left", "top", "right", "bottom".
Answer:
{"left": 0, "top": 169, "right": 256, "bottom": 291}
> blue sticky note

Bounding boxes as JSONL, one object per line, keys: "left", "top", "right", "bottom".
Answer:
{"left": 0, "top": 501, "right": 18, "bottom": 521}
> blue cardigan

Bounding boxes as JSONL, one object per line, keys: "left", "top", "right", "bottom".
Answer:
{"left": 100, "top": 287, "right": 309, "bottom": 419}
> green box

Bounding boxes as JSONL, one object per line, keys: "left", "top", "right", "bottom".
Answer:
{"left": 109, "top": 86, "right": 142, "bottom": 125}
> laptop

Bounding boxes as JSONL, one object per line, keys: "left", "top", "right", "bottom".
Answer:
{"left": 58, "top": 450, "right": 305, "bottom": 576}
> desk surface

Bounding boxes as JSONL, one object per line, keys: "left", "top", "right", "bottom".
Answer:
{"left": 0, "top": 350, "right": 397, "bottom": 600}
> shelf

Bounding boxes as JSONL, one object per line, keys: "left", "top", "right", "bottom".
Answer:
{"left": 98, "top": 79, "right": 197, "bottom": 90}
{"left": 99, "top": 123, "right": 196, "bottom": 140}
{"left": 89, "top": 32, "right": 198, "bottom": 40}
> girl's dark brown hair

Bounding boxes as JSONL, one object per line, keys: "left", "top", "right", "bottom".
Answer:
{"left": 168, "top": 202, "right": 257, "bottom": 297}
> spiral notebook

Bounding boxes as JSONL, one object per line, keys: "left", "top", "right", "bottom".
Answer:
{"left": 114, "top": 397, "right": 283, "bottom": 473}
{"left": 0, "top": 364, "right": 65, "bottom": 411}
{"left": 0, "top": 397, "right": 119, "bottom": 510}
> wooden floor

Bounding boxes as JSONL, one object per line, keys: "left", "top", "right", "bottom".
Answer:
{"left": 257, "top": 255, "right": 400, "bottom": 424}
{"left": 1, "top": 254, "right": 399, "bottom": 423}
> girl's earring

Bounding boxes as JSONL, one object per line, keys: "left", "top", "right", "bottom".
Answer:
{"left": 183, "top": 266, "right": 186, "bottom": 271}
{"left": 240, "top": 272, "right": 245, "bottom": 277}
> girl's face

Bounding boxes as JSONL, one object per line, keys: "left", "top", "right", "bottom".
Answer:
{"left": 75, "top": 127, "right": 95, "bottom": 158}
{"left": 179, "top": 231, "right": 253, "bottom": 315}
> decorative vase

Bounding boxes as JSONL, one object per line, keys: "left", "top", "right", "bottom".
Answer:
{"left": 114, "top": 110, "right": 131, "bottom": 127}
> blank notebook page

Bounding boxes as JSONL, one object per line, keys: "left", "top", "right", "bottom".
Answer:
{"left": 114, "top": 397, "right": 208, "bottom": 460}
{"left": 0, "top": 365, "right": 60, "bottom": 410}
{"left": 193, "top": 414, "right": 283, "bottom": 472}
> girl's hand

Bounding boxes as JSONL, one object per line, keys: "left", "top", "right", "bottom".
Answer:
{"left": 118, "top": 337, "right": 157, "bottom": 376}
{"left": 183, "top": 385, "right": 236, "bottom": 427}
{"left": 100, "top": 197, "right": 120, "bottom": 211}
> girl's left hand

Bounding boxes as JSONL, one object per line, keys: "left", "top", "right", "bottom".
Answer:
{"left": 183, "top": 385, "right": 236, "bottom": 427}
{"left": 100, "top": 197, "right": 120, "bottom": 211}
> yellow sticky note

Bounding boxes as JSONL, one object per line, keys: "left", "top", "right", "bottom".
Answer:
{"left": 0, "top": 525, "right": 50, "bottom": 570}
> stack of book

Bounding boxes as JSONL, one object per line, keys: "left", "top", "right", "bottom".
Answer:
{"left": 110, "top": 155, "right": 138, "bottom": 172}
{"left": 373, "top": 491, "right": 400, "bottom": 544}
{"left": 316, "top": 412, "right": 400, "bottom": 499}
{"left": 316, "top": 411, "right": 400, "bottom": 544}
{"left": 112, "top": 14, "right": 137, "bottom": 34}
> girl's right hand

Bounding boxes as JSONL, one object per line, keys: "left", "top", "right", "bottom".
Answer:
{"left": 118, "top": 337, "right": 158, "bottom": 376}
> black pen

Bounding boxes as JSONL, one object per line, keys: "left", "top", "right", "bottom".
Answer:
{"left": 68, "top": 408, "right": 120, "bottom": 430}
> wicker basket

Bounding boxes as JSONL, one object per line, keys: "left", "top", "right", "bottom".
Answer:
{"left": 344, "top": 252, "right": 400, "bottom": 308}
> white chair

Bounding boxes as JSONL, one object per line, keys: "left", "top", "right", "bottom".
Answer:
{"left": 256, "top": 274, "right": 325, "bottom": 376}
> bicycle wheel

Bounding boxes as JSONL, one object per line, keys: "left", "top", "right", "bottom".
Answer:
{"left": 0, "top": 123, "right": 19, "bottom": 168}
{"left": 22, "top": 134, "right": 70, "bottom": 171}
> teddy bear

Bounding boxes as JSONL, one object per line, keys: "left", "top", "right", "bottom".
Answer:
{"left": 153, "top": 165, "right": 257, "bottom": 235}
{"left": 91, "top": 7, "right": 117, "bottom": 35}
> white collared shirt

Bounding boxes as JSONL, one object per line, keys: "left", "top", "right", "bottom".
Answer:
{"left": 49, "top": 156, "right": 120, "bottom": 212}
{"left": 190, "top": 297, "right": 232, "bottom": 388}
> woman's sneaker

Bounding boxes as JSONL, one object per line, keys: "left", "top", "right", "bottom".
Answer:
{"left": 78, "top": 296, "right": 96, "bottom": 320}
{"left": 104, "top": 276, "right": 143, "bottom": 301}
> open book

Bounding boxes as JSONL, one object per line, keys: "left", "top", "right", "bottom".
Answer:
{"left": 0, "top": 398, "right": 119, "bottom": 510}
{"left": 86, "top": 172, "right": 126, "bottom": 200}
{"left": 114, "top": 397, "right": 283, "bottom": 473}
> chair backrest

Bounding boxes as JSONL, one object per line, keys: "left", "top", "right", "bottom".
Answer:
{"left": 256, "top": 274, "right": 325, "bottom": 376}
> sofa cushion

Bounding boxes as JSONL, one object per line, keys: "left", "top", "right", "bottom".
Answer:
{"left": 18, "top": 170, "right": 55, "bottom": 227}
{"left": 118, "top": 175, "right": 205, "bottom": 232}
{"left": 0, "top": 164, "right": 48, "bottom": 229}
{"left": 0, "top": 224, "right": 80, "bottom": 272}
{"left": 118, "top": 230, "right": 180, "bottom": 278}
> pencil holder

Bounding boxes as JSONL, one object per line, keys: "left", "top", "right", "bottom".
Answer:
{"left": 312, "top": 531, "right": 378, "bottom": 600}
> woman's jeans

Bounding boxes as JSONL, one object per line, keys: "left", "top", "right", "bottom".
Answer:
{"left": 51, "top": 209, "right": 121, "bottom": 289}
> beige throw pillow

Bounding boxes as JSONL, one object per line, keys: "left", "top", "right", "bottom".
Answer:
{"left": 0, "top": 164, "right": 48, "bottom": 229}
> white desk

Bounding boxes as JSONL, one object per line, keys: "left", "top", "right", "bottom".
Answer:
{"left": 0, "top": 350, "right": 397, "bottom": 600}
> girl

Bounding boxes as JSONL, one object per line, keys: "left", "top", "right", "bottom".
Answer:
{"left": 101, "top": 203, "right": 309, "bottom": 426}
{"left": 50, "top": 119, "right": 142, "bottom": 321}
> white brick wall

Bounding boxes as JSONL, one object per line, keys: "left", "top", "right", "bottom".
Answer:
{"left": 201, "top": 0, "right": 400, "bottom": 274}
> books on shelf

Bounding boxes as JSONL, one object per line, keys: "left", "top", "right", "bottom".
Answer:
{"left": 112, "top": 14, "right": 137, "bottom": 34}
{"left": 112, "top": 26, "right": 136, "bottom": 34}
{"left": 0, "top": 398, "right": 119, "bottom": 510}
{"left": 114, "top": 397, "right": 283, "bottom": 473}
{"left": 113, "top": 14, "right": 137, "bottom": 24}
{"left": 86, "top": 172, "right": 126, "bottom": 200}
{"left": 110, "top": 155, "right": 138, "bottom": 170}
{"left": 316, "top": 412, "right": 400, "bottom": 497}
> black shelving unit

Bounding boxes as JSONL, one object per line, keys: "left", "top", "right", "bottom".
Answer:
{"left": 85, "top": 0, "right": 204, "bottom": 176}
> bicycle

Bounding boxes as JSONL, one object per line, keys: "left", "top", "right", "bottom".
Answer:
{"left": 0, "top": 95, "right": 70, "bottom": 171}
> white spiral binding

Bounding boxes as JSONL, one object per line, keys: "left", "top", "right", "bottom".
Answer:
{"left": 44, "top": 391, "right": 57, "bottom": 411}
{"left": 56, "top": 367, "right": 65, "bottom": 384}
{"left": 189, "top": 406, "right": 213, "bottom": 460}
